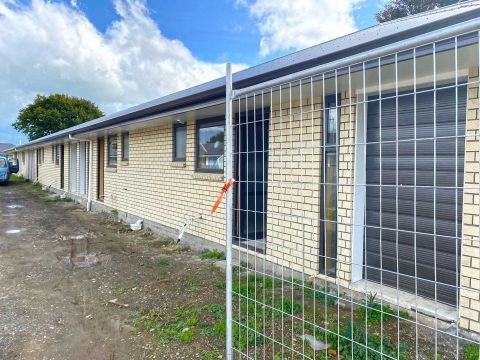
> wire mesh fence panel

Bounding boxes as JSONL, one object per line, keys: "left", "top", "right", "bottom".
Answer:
{"left": 226, "top": 29, "right": 480, "bottom": 360}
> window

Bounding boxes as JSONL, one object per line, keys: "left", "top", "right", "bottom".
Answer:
{"left": 107, "top": 135, "right": 118, "bottom": 167}
{"left": 321, "top": 95, "right": 339, "bottom": 277}
{"left": 173, "top": 123, "right": 186, "bottom": 161}
{"left": 121, "top": 133, "right": 129, "bottom": 161}
{"left": 52, "top": 145, "right": 54, "bottom": 162}
{"left": 55, "top": 145, "right": 60, "bottom": 165}
{"left": 196, "top": 118, "right": 224, "bottom": 172}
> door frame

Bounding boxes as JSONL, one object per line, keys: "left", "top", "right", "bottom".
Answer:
{"left": 70, "top": 143, "right": 77, "bottom": 193}
{"left": 97, "top": 137, "right": 105, "bottom": 201}
{"left": 60, "top": 144, "right": 65, "bottom": 189}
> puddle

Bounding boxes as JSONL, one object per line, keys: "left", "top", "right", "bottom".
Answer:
{"left": 6, "top": 204, "right": 24, "bottom": 209}
{"left": 5, "top": 229, "right": 21, "bottom": 234}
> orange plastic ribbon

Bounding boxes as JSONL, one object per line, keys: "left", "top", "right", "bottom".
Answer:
{"left": 211, "top": 178, "right": 235, "bottom": 215}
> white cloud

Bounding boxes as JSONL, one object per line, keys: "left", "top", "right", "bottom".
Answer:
{"left": 0, "top": 0, "right": 244, "bottom": 144}
{"left": 240, "top": 0, "right": 363, "bottom": 57}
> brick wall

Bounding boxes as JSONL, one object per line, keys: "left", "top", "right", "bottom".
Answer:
{"left": 460, "top": 68, "right": 480, "bottom": 333}
{"left": 336, "top": 93, "right": 356, "bottom": 288}
{"left": 98, "top": 121, "right": 227, "bottom": 245}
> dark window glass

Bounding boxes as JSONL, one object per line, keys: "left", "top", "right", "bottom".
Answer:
{"left": 173, "top": 124, "right": 186, "bottom": 161}
{"left": 196, "top": 119, "right": 224, "bottom": 172}
{"left": 55, "top": 145, "right": 60, "bottom": 165}
{"left": 52, "top": 145, "right": 54, "bottom": 162}
{"left": 121, "top": 133, "right": 129, "bottom": 161}
{"left": 107, "top": 135, "right": 117, "bottom": 167}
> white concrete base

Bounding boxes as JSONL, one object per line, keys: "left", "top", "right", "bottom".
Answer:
{"left": 350, "top": 279, "right": 457, "bottom": 323}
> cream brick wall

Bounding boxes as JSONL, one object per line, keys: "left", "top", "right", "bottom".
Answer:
{"left": 98, "top": 120, "right": 227, "bottom": 245}
{"left": 336, "top": 94, "right": 356, "bottom": 288}
{"left": 266, "top": 96, "right": 323, "bottom": 276}
{"left": 460, "top": 68, "right": 480, "bottom": 333}
{"left": 38, "top": 145, "right": 61, "bottom": 189}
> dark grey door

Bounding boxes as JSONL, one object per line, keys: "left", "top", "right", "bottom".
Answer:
{"left": 364, "top": 86, "right": 467, "bottom": 306}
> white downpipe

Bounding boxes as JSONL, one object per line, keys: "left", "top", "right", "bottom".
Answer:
{"left": 87, "top": 140, "right": 93, "bottom": 211}
{"left": 225, "top": 63, "right": 233, "bottom": 360}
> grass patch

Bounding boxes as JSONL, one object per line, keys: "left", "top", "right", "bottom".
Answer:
{"left": 304, "top": 286, "right": 336, "bottom": 305}
{"left": 111, "top": 287, "right": 126, "bottom": 295}
{"left": 31, "top": 182, "right": 42, "bottom": 190}
{"left": 154, "top": 258, "right": 169, "bottom": 268}
{"left": 200, "top": 350, "right": 222, "bottom": 360}
{"left": 9, "top": 174, "right": 26, "bottom": 182}
{"left": 200, "top": 250, "right": 225, "bottom": 260}
{"left": 464, "top": 343, "right": 480, "bottom": 360}
{"left": 357, "top": 293, "right": 395, "bottom": 323}
{"left": 134, "top": 306, "right": 201, "bottom": 344}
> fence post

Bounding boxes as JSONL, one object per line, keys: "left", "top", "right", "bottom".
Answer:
{"left": 225, "top": 62, "right": 233, "bottom": 360}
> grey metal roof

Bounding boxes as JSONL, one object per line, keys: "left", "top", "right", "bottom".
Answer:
{"left": 10, "top": 0, "right": 480, "bottom": 151}
{"left": 0, "top": 143, "right": 15, "bottom": 153}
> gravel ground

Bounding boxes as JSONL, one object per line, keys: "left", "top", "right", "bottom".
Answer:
{"left": 0, "top": 180, "right": 226, "bottom": 360}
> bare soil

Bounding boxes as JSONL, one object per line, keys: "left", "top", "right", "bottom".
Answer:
{"left": 0, "top": 180, "right": 226, "bottom": 360}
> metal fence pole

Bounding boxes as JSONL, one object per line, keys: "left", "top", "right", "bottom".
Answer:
{"left": 225, "top": 62, "right": 234, "bottom": 360}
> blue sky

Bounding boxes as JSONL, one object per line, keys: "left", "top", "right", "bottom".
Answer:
{"left": 0, "top": 0, "right": 382, "bottom": 145}
{"left": 75, "top": 0, "right": 380, "bottom": 64}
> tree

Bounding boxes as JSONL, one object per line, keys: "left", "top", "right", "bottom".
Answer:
{"left": 376, "top": 0, "right": 466, "bottom": 23}
{"left": 13, "top": 94, "right": 104, "bottom": 141}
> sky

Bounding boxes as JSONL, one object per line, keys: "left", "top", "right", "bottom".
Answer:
{"left": 0, "top": 0, "right": 382, "bottom": 145}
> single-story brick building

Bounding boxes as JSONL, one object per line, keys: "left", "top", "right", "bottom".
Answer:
{"left": 8, "top": 2, "right": 480, "bottom": 336}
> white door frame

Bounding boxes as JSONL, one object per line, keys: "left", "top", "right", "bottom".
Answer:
{"left": 79, "top": 142, "right": 86, "bottom": 195}
{"left": 70, "top": 143, "right": 77, "bottom": 193}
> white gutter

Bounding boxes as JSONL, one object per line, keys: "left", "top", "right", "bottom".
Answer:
{"left": 233, "top": 16, "right": 480, "bottom": 97}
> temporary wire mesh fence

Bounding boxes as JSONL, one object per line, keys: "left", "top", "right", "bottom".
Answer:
{"left": 227, "top": 30, "right": 480, "bottom": 359}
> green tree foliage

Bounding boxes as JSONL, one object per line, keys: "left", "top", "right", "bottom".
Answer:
{"left": 376, "top": 0, "right": 466, "bottom": 23}
{"left": 13, "top": 94, "right": 104, "bottom": 140}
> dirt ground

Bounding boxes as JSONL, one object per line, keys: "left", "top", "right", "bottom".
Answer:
{"left": 0, "top": 180, "right": 227, "bottom": 360}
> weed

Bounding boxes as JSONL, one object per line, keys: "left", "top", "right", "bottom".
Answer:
{"left": 31, "top": 182, "right": 42, "bottom": 190}
{"left": 464, "top": 343, "right": 480, "bottom": 360}
{"left": 233, "top": 319, "right": 265, "bottom": 352}
{"left": 111, "top": 209, "right": 119, "bottom": 217}
{"left": 151, "top": 274, "right": 163, "bottom": 281}
{"left": 201, "top": 350, "right": 222, "bottom": 360}
{"left": 275, "top": 299, "right": 302, "bottom": 315}
{"left": 134, "top": 306, "right": 201, "bottom": 344}
{"left": 9, "top": 174, "right": 25, "bottom": 182}
{"left": 200, "top": 250, "right": 225, "bottom": 260}
{"left": 328, "top": 320, "right": 407, "bottom": 360}
{"left": 357, "top": 293, "right": 394, "bottom": 323}
{"left": 200, "top": 327, "right": 216, "bottom": 337}
{"left": 179, "top": 329, "right": 194, "bottom": 343}
{"left": 304, "top": 286, "right": 336, "bottom": 305}
{"left": 111, "top": 287, "right": 125, "bottom": 295}
{"left": 208, "top": 304, "right": 225, "bottom": 313}
{"left": 154, "top": 258, "right": 169, "bottom": 268}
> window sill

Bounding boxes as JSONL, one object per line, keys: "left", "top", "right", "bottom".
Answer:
{"left": 120, "top": 161, "right": 129, "bottom": 166}
{"left": 170, "top": 161, "right": 186, "bottom": 168}
{"left": 192, "top": 172, "right": 224, "bottom": 182}
{"left": 105, "top": 167, "right": 117, "bottom": 173}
